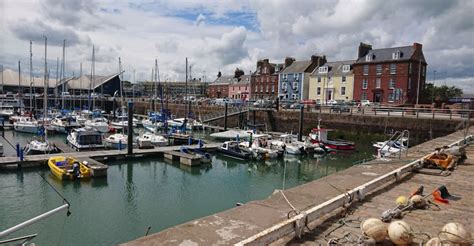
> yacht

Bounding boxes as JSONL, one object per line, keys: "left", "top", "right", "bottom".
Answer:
{"left": 0, "top": 106, "right": 14, "bottom": 117}
{"left": 84, "top": 117, "right": 109, "bottom": 133}
{"left": 13, "top": 117, "right": 41, "bottom": 134}
{"left": 24, "top": 138, "right": 59, "bottom": 155}
{"left": 137, "top": 133, "right": 167, "bottom": 147}
{"left": 104, "top": 133, "right": 128, "bottom": 149}
{"left": 50, "top": 116, "right": 81, "bottom": 133}
{"left": 67, "top": 127, "right": 104, "bottom": 151}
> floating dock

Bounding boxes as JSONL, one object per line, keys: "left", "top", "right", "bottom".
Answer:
{"left": 163, "top": 151, "right": 202, "bottom": 166}
{"left": 123, "top": 128, "right": 473, "bottom": 245}
{"left": 0, "top": 143, "right": 220, "bottom": 169}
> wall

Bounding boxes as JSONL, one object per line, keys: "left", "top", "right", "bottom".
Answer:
{"left": 309, "top": 74, "right": 354, "bottom": 102}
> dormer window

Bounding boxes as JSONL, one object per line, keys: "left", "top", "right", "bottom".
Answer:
{"left": 365, "top": 53, "right": 373, "bottom": 62}
{"left": 342, "top": 65, "right": 350, "bottom": 73}
{"left": 392, "top": 50, "right": 402, "bottom": 59}
{"left": 318, "top": 66, "right": 328, "bottom": 73}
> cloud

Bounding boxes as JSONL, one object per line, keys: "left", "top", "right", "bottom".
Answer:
{"left": 200, "top": 26, "right": 249, "bottom": 65}
{"left": 9, "top": 18, "right": 90, "bottom": 46}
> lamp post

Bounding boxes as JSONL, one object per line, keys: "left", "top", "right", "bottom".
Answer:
{"left": 431, "top": 70, "right": 436, "bottom": 104}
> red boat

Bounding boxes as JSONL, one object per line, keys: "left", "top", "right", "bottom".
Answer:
{"left": 309, "top": 127, "right": 355, "bottom": 150}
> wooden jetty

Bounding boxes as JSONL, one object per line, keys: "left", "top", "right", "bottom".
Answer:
{"left": 163, "top": 151, "right": 201, "bottom": 166}
{"left": 83, "top": 157, "right": 108, "bottom": 177}
{"left": 53, "top": 140, "right": 75, "bottom": 153}
{"left": 123, "top": 128, "right": 473, "bottom": 246}
{"left": 0, "top": 143, "right": 220, "bottom": 169}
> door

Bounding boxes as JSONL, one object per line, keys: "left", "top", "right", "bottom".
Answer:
{"left": 374, "top": 92, "right": 382, "bottom": 102}
{"left": 326, "top": 89, "right": 333, "bottom": 101}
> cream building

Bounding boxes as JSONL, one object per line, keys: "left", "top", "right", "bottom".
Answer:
{"left": 309, "top": 60, "right": 355, "bottom": 104}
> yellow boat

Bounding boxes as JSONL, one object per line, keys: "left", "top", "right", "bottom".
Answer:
{"left": 425, "top": 152, "right": 454, "bottom": 170}
{"left": 48, "top": 156, "right": 91, "bottom": 180}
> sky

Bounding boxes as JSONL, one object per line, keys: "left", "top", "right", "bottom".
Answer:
{"left": 1, "top": 0, "right": 473, "bottom": 92}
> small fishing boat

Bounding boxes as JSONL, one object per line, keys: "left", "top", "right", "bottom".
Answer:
{"left": 67, "top": 127, "right": 104, "bottom": 151}
{"left": 218, "top": 141, "right": 252, "bottom": 160}
{"left": 24, "top": 138, "right": 59, "bottom": 155}
{"left": 48, "top": 156, "right": 91, "bottom": 180}
{"left": 309, "top": 128, "right": 355, "bottom": 150}
{"left": 270, "top": 134, "right": 302, "bottom": 155}
{"left": 13, "top": 116, "right": 40, "bottom": 133}
{"left": 239, "top": 135, "right": 280, "bottom": 159}
{"left": 104, "top": 133, "right": 128, "bottom": 149}
{"left": 84, "top": 117, "right": 109, "bottom": 133}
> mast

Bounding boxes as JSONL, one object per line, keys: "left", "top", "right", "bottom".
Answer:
{"left": 18, "top": 60, "right": 22, "bottom": 115}
{"left": 118, "top": 57, "right": 123, "bottom": 114}
{"left": 55, "top": 57, "right": 59, "bottom": 107}
{"left": 29, "top": 41, "right": 33, "bottom": 112}
{"left": 154, "top": 59, "right": 158, "bottom": 99}
{"left": 61, "top": 39, "right": 66, "bottom": 109}
{"left": 79, "top": 62, "right": 82, "bottom": 109}
{"left": 43, "top": 36, "right": 48, "bottom": 140}
{"left": 132, "top": 69, "right": 135, "bottom": 101}
{"left": 90, "top": 45, "right": 95, "bottom": 110}
{"left": 1, "top": 64, "right": 3, "bottom": 93}
{"left": 185, "top": 57, "right": 188, "bottom": 121}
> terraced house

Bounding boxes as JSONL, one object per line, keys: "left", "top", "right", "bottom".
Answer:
{"left": 353, "top": 42, "right": 427, "bottom": 104}
{"left": 251, "top": 59, "right": 283, "bottom": 100}
{"left": 278, "top": 56, "right": 325, "bottom": 101}
{"left": 309, "top": 60, "right": 355, "bottom": 104}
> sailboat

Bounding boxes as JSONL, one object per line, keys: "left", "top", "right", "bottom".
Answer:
{"left": 24, "top": 37, "right": 58, "bottom": 155}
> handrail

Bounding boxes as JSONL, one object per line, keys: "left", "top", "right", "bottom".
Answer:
{"left": 378, "top": 130, "right": 409, "bottom": 159}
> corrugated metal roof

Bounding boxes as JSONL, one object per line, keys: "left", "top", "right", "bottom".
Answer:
{"left": 1, "top": 68, "right": 57, "bottom": 87}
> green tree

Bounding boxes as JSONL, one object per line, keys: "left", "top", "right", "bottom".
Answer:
{"left": 420, "top": 83, "right": 463, "bottom": 104}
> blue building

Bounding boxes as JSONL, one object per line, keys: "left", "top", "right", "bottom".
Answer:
{"left": 278, "top": 55, "right": 325, "bottom": 101}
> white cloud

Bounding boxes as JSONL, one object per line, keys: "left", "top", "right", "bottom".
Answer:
{"left": 1, "top": 0, "right": 473, "bottom": 93}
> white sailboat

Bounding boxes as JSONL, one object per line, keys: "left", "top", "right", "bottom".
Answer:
{"left": 24, "top": 37, "right": 57, "bottom": 155}
{"left": 84, "top": 117, "right": 109, "bottom": 133}
{"left": 104, "top": 133, "right": 128, "bottom": 149}
{"left": 137, "top": 132, "right": 167, "bottom": 147}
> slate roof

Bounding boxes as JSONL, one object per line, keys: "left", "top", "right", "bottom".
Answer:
{"left": 355, "top": 45, "right": 423, "bottom": 64}
{"left": 213, "top": 75, "right": 237, "bottom": 84}
{"left": 312, "top": 60, "right": 356, "bottom": 76}
{"left": 280, "top": 60, "right": 314, "bottom": 74}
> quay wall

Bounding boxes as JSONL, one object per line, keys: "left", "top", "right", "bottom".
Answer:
{"left": 129, "top": 102, "right": 462, "bottom": 141}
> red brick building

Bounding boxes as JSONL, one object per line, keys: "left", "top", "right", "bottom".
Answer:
{"left": 251, "top": 59, "right": 283, "bottom": 100}
{"left": 353, "top": 42, "right": 427, "bottom": 105}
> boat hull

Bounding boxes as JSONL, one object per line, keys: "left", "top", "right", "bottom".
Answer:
{"left": 48, "top": 156, "right": 91, "bottom": 180}
{"left": 14, "top": 125, "right": 39, "bottom": 134}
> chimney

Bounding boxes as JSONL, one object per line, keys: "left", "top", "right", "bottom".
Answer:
{"left": 263, "top": 58, "right": 269, "bottom": 63}
{"left": 358, "top": 42, "right": 372, "bottom": 58}
{"left": 285, "top": 57, "right": 295, "bottom": 67}
{"left": 413, "top": 42, "right": 422, "bottom": 51}
{"left": 310, "top": 55, "right": 327, "bottom": 66}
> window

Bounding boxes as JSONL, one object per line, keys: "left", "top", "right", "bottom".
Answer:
{"left": 362, "top": 92, "right": 367, "bottom": 100}
{"left": 263, "top": 67, "right": 268, "bottom": 74}
{"left": 328, "top": 76, "right": 332, "bottom": 83}
{"left": 408, "top": 78, "right": 412, "bottom": 90}
{"left": 392, "top": 51, "right": 401, "bottom": 59}
{"left": 342, "top": 76, "right": 346, "bottom": 83}
{"left": 271, "top": 85, "right": 274, "bottom": 93}
{"left": 341, "top": 86, "right": 346, "bottom": 95}
{"left": 390, "top": 64, "right": 396, "bottom": 74}
{"left": 389, "top": 78, "right": 395, "bottom": 89}
{"left": 282, "top": 82, "right": 287, "bottom": 91}
{"left": 283, "top": 74, "right": 287, "bottom": 80}
{"left": 363, "top": 65, "right": 369, "bottom": 75}
{"left": 365, "top": 54, "right": 373, "bottom": 62}
{"left": 285, "top": 94, "right": 289, "bottom": 99}
{"left": 318, "top": 66, "right": 328, "bottom": 73}
{"left": 317, "top": 87, "right": 321, "bottom": 95}
{"left": 266, "top": 85, "right": 269, "bottom": 93}
{"left": 342, "top": 65, "right": 350, "bottom": 73}
{"left": 317, "top": 77, "right": 321, "bottom": 83}
{"left": 376, "top": 78, "right": 381, "bottom": 89}
{"left": 388, "top": 92, "right": 394, "bottom": 102}
{"left": 267, "top": 77, "right": 269, "bottom": 83}
{"left": 260, "top": 85, "right": 263, "bottom": 92}
{"left": 409, "top": 63, "right": 412, "bottom": 75}
{"left": 294, "top": 73, "right": 299, "bottom": 79}
{"left": 255, "top": 86, "right": 258, "bottom": 93}
{"left": 292, "top": 94, "right": 297, "bottom": 100}
{"left": 376, "top": 64, "right": 382, "bottom": 75}
{"left": 362, "top": 79, "right": 368, "bottom": 89}
{"left": 293, "top": 82, "right": 298, "bottom": 90}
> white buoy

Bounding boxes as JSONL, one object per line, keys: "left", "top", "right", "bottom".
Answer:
{"left": 439, "top": 222, "right": 471, "bottom": 244}
{"left": 410, "top": 195, "right": 427, "bottom": 209}
{"left": 388, "top": 220, "right": 414, "bottom": 245}
{"left": 360, "top": 218, "right": 388, "bottom": 242}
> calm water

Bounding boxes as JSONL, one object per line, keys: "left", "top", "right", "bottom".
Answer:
{"left": 0, "top": 130, "right": 382, "bottom": 245}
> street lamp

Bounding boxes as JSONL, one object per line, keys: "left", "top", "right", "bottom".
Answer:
{"left": 431, "top": 70, "right": 437, "bottom": 104}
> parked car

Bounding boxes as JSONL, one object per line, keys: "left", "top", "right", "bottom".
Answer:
{"left": 289, "top": 102, "right": 301, "bottom": 109}
{"left": 326, "top": 100, "right": 338, "bottom": 105}
{"left": 331, "top": 103, "right": 351, "bottom": 113}
{"left": 360, "top": 100, "right": 371, "bottom": 107}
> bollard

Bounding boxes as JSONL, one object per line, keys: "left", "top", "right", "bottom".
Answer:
{"left": 16, "top": 143, "right": 20, "bottom": 157}
{"left": 20, "top": 148, "right": 24, "bottom": 162}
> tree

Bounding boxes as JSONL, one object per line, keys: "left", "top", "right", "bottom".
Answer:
{"left": 420, "top": 83, "right": 463, "bottom": 104}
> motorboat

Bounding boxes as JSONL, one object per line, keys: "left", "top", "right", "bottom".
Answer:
{"left": 309, "top": 128, "right": 355, "bottom": 150}
{"left": 218, "top": 141, "right": 252, "bottom": 160}
{"left": 269, "top": 134, "right": 303, "bottom": 155}
{"left": 104, "top": 133, "right": 128, "bottom": 149}
{"left": 210, "top": 129, "right": 268, "bottom": 141}
{"left": 180, "top": 146, "right": 212, "bottom": 164}
{"left": 239, "top": 135, "right": 280, "bottom": 160}
{"left": 167, "top": 118, "right": 201, "bottom": 130}
{"left": 137, "top": 133, "right": 167, "bottom": 147}
{"left": 373, "top": 137, "right": 408, "bottom": 157}
{"left": 50, "top": 116, "right": 81, "bottom": 133}
{"left": 48, "top": 156, "right": 91, "bottom": 180}
{"left": 142, "top": 118, "right": 163, "bottom": 133}
{"left": 67, "top": 127, "right": 104, "bottom": 151}
{"left": 24, "top": 139, "right": 59, "bottom": 155}
{"left": 110, "top": 116, "right": 138, "bottom": 129}
{"left": 13, "top": 116, "right": 41, "bottom": 134}
{"left": 0, "top": 106, "right": 14, "bottom": 117}
{"left": 84, "top": 117, "right": 109, "bottom": 133}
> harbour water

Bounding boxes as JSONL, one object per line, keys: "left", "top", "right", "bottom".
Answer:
{"left": 0, "top": 131, "right": 383, "bottom": 245}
